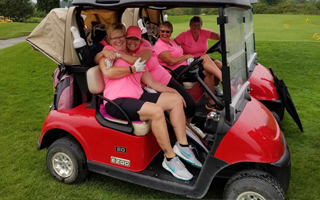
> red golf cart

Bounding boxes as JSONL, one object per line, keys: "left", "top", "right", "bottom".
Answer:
{"left": 27, "top": 0, "right": 291, "bottom": 199}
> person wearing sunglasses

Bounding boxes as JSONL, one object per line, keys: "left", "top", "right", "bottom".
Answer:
{"left": 175, "top": 16, "right": 223, "bottom": 101}
{"left": 99, "top": 23, "right": 202, "bottom": 181}
{"left": 95, "top": 26, "right": 204, "bottom": 138}
{"left": 155, "top": 21, "right": 222, "bottom": 110}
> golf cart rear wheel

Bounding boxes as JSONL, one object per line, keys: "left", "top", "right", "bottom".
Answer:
{"left": 271, "top": 111, "right": 281, "bottom": 126}
{"left": 223, "top": 170, "right": 285, "bottom": 200}
{"left": 46, "top": 136, "right": 88, "bottom": 184}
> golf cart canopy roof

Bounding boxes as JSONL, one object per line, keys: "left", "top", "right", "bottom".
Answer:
{"left": 72, "top": 0, "right": 252, "bottom": 9}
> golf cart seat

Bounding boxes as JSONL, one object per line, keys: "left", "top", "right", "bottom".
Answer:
{"left": 182, "top": 82, "right": 197, "bottom": 90}
{"left": 86, "top": 65, "right": 151, "bottom": 136}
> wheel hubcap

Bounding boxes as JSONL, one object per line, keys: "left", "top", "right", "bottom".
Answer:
{"left": 52, "top": 152, "right": 74, "bottom": 178}
{"left": 237, "top": 191, "right": 266, "bottom": 200}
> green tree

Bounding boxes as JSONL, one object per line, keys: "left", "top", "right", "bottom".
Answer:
{"left": 0, "top": 0, "right": 34, "bottom": 22}
{"left": 316, "top": 0, "right": 320, "bottom": 10}
{"left": 260, "top": 0, "right": 285, "bottom": 6}
{"left": 37, "top": 0, "right": 60, "bottom": 13}
{"left": 190, "top": 8, "right": 201, "bottom": 15}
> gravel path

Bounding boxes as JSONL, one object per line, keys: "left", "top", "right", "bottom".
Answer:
{"left": 0, "top": 36, "right": 28, "bottom": 50}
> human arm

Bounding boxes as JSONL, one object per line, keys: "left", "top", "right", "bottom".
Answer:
{"left": 209, "top": 31, "right": 220, "bottom": 41}
{"left": 94, "top": 49, "right": 119, "bottom": 64}
{"left": 118, "top": 49, "right": 152, "bottom": 65}
{"left": 99, "top": 57, "right": 132, "bottom": 79}
{"left": 159, "top": 51, "right": 193, "bottom": 66}
{"left": 99, "top": 57, "right": 146, "bottom": 79}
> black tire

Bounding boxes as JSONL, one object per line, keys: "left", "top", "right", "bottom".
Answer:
{"left": 223, "top": 170, "right": 285, "bottom": 200}
{"left": 46, "top": 136, "right": 88, "bottom": 184}
{"left": 271, "top": 111, "right": 281, "bottom": 126}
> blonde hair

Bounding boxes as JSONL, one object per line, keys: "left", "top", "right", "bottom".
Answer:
{"left": 107, "top": 23, "right": 126, "bottom": 40}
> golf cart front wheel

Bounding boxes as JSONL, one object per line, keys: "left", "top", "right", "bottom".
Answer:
{"left": 223, "top": 170, "right": 285, "bottom": 200}
{"left": 46, "top": 136, "right": 88, "bottom": 184}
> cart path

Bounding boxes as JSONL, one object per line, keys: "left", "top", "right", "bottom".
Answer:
{"left": 0, "top": 36, "right": 28, "bottom": 50}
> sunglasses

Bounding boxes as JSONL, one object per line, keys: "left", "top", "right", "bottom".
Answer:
{"left": 160, "top": 30, "right": 171, "bottom": 34}
{"left": 110, "top": 35, "right": 125, "bottom": 41}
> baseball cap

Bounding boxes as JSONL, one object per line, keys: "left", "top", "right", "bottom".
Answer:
{"left": 126, "top": 26, "right": 142, "bottom": 40}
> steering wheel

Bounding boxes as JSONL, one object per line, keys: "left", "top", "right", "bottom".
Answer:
{"left": 206, "top": 41, "right": 221, "bottom": 54}
{"left": 176, "top": 58, "right": 224, "bottom": 110}
{"left": 176, "top": 58, "right": 203, "bottom": 80}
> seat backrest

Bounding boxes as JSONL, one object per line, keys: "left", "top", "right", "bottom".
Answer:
{"left": 87, "top": 65, "right": 105, "bottom": 94}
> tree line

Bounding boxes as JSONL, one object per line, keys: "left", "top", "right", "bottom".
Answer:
{"left": 0, "top": 0, "right": 70, "bottom": 22}
{"left": 164, "top": 0, "right": 320, "bottom": 16}
{"left": 1, "top": 0, "right": 319, "bottom": 22}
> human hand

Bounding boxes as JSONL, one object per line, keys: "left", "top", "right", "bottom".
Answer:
{"left": 102, "top": 49, "right": 118, "bottom": 62}
{"left": 187, "top": 58, "right": 194, "bottom": 66}
{"left": 170, "top": 89, "right": 186, "bottom": 108}
{"left": 133, "top": 57, "right": 146, "bottom": 73}
{"left": 185, "top": 54, "right": 194, "bottom": 59}
{"left": 104, "top": 58, "right": 113, "bottom": 69}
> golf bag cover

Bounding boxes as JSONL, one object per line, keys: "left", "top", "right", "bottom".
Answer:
{"left": 51, "top": 66, "right": 74, "bottom": 110}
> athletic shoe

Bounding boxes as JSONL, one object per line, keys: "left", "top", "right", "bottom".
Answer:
{"left": 189, "top": 123, "right": 207, "bottom": 139}
{"left": 162, "top": 156, "right": 193, "bottom": 181}
{"left": 173, "top": 142, "right": 202, "bottom": 169}
{"left": 214, "top": 85, "right": 223, "bottom": 97}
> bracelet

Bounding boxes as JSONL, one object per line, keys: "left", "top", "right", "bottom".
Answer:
{"left": 115, "top": 52, "right": 121, "bottom": 58}
{"left": 129, "top": 66, "right": 133, "bottom": 73}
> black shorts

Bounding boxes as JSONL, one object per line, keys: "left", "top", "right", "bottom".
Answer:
{"left": 105, "top": 92, "right": 160, "bottom": 121}
{"left": 171, "top": 64, "right": 205, "bottom": 80}
{"left": 167, "top": 78, "right": 196, "bottom": 118}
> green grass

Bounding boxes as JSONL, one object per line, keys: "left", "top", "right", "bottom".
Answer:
{"left": 0, "top": 22, "right": 38, "bottom": 40}
{"left": 0, "top": 14, "right": 320, "bottom": 199}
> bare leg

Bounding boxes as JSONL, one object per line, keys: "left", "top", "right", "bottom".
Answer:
{"left": 155, "top": 93, "right": 188, "bottom": 145}
{"left": 138, "top": 102, "right": 175, "bottom": 158}
{"left": 200, "top": 54, "right": 222, "bottom": 81}
{"left": 203, "top": 73, "right": 215, "bottom": 104}
{"left": 214, "top": 60, "right": 223, "bottom": 86}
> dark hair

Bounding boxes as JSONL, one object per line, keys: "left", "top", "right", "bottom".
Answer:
{"left": 190, "top": 16, "right": 203, "bottom": 26}
{"left": 159, "top": 21, "right": 173, "bottom": 33}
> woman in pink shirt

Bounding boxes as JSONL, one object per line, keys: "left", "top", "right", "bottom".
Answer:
{"left": 155, "top": 21, "right": 221, "bottom": 110}
{"left": 103, "top": 26, "right": 199, "bottom": 128}
{"left": 99, "top": 23, "right": 202, "bottom": 181}
{"left": 175, "top": 16, "right": 223, "bottom": 99}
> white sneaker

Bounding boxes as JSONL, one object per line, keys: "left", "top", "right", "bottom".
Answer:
{"left": 189, "top": 123, "right": 207, "bottom": 139}
{"left": 162, "top": 156, "right": 193, "bottom": 181}
{"left": 173, "top": 142, "right": 202, "bottom": 169}
{"left": 214, "top": 85, "right": 223, "bottom": 97}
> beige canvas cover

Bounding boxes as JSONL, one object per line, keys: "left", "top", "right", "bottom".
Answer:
{"left": 27, "top": 7, "right": 80, "bottom": 65}
{"left": 82, "top": 9, "right": 118, "bottom": 30}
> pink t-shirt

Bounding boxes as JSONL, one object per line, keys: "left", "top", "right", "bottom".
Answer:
{"left": 135, "top": 40, "right": 171, "bottom": 86}
{"left": 102, "top": 45, "right": 144, "bottom": 102}
{"left": 175, "top": 29, "right": 212, "bottom": 58}
{"left": 154, "top": 39, "right": 187, "bottom": 71}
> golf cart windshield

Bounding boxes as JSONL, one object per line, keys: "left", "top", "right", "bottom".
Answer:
{"left": 225, "top": 7, "right": 247, "bottom": 99}
{"left": 244, "top": 8, "right": 256, "bottom": 71}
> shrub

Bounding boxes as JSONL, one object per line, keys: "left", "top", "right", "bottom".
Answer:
{"left": 24, "top": 17, "right": 43, "bottom": 23}
{"left": 253, "top": 3, "right": 269, "bottom": 14}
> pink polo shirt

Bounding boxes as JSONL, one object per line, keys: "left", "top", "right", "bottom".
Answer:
{"left": 102, "top": 45, "right": 144, "bottom": 102}
{"left": 175, "top": 29, "right": 212, "bottom": 58}
{"left": 154, "top": 38, "right": 187, "bottom": 71}
{"left": 135, "top": 40, "right": 171, "bottom": 86}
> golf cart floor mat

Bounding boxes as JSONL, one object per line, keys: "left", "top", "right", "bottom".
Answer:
{"left": 139, "top": 152, "right": 201, "bottom": 185}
